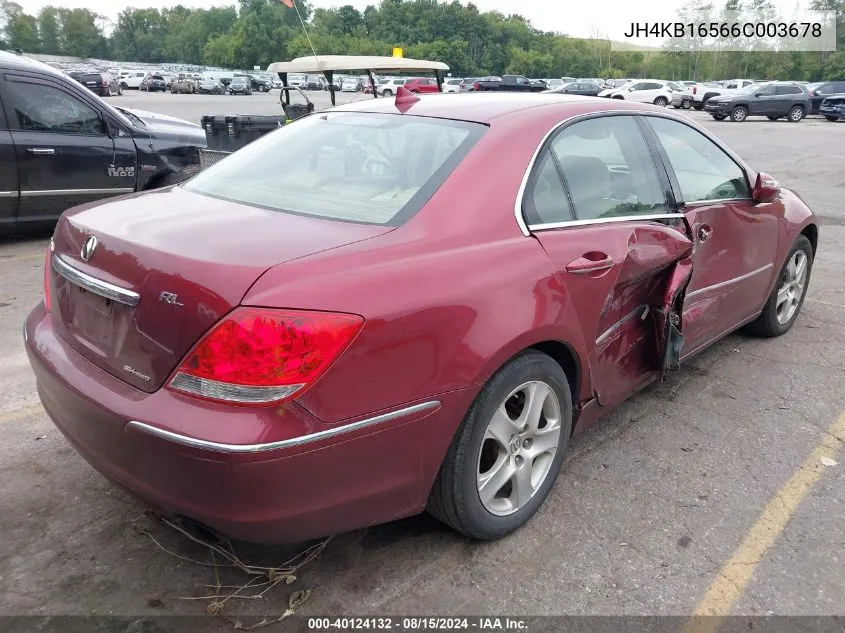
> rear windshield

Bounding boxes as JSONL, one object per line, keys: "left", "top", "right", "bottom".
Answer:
{"left": 184, "top": 112, "right": 486, "bottom": 226}
{"left": 80, "top": 73, "right": 102, "bottom": 82}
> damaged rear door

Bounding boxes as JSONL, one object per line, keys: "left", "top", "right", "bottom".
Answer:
{"left": 522, "top": 113, "right": 695, "bottom": 408}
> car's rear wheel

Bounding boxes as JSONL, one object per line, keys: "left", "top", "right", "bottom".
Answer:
{"left": 745, "top": 235, "right": 813, "bottom": 337}
{"left": 427, "top": 350, "right": 572, "bottom": 540}
{"left": 681, "top": 98, "right": 692, "bottom": 109}
{"left": 730, "top": 106, "right": 748, "bottom": 122}
{"left": 654, "top": 96, "right": 668, "bottom": 107}
{"left": 613, "top": 95, "right": 624, "bottom": 99}
{"left": 382, "top": 89, "right": 393, "bottom": 96}
{"left": 825, "top": 115, "right": 840, "bottom": 121}
{"left": 712, "top": 114, "right": 727, "bottom": 120}
{"left": 788, "top": 105, "right": 805, "bottom": 122}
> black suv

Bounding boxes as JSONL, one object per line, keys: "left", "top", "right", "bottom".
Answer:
{"left": 705, "top": 82, "right": 810, "bottom": 122}
{"left": 72, "top": 71, "right": 122, "bottom": 97}
{"left": 806, "top": 81, "right": 845, "bottom": 114}
{"left": 228, "top": 76, "right": 253, "bottom": 95}
{"left": 0, "top": 51, "right": 206, "bottom": 231}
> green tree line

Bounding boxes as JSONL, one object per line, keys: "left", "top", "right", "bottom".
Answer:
{"left": 1, "top": 0, "right": 843, "bottom": 80}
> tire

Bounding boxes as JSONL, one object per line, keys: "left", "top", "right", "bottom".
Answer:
{"left": 681, "top": 99, "right": 692, "bottom": 109}
{"left": 744, "top": 235, "right": 813, "bottom": 338}
{"left": 787, "top": 105, "right": 805, "bottom": 122}
{"left": 382, "top": 89, "right": 393, "bottom": 96}
{"left": 613, "top": 95, "right": 624, "bottom": 100}
{"left": 767, "top": 116, "right": 779, "bottom": 120}
{"left": 654, "top": 96, "right": 668, "bottom": 107}
{"left": 712, "top": 114, "right": 727, "bottom": 120}
{"left": 824, "top": 115, "right": 839, "bottom": 121}
{"left": 427, "top": 350, "right": 573, "bottom": 540}
{"left": 692, "top": 102, "right": 703, "bottom": 110}
{"left": 117, "top": 85, "right": 123, "bottom": 96}
{"left": 120, "top": 82, "right": 128, "bottom": 90}
{"left": 155, "top": 165, "right": 202, "bottom": 188}
{"left": 730, "top": 106, "right": 748, "bottom": 122}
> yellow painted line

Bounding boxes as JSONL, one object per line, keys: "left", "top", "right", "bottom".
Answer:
{"left": 0, "top": 403, "right": 45, "bottom": 424}
{"left": 685, "top": 412, "right": 845, "bottom": 633}
{"left": 0, "top": 253, "right": 44, "bottom": 263}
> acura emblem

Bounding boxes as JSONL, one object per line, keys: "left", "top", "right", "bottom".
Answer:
{"left": 80, "top": 236, "right": 98, "bottom": 261}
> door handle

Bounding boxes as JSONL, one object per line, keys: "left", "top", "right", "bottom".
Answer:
{"left": 27, "top": 148, "right": 55, "bottom": 155}
{"left": 566, "top": 253, "right": 615, "bottom": 275}
{"left": 697, "top": 224, "right": 713, "bottom": 242}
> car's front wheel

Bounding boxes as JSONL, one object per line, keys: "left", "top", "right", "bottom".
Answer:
{"left": 745, "top": 235, "right": 813, "bottom": 337}
{"left": 730, "top": 106, "right": 748, "bottom": 122}
{"left": 427, "top": 350, "right": 572, "bottom": 540}
{"left": 825, "top": 115, "right": 840, "bottom": 121}
{"left": 788, "top": 105, "right": 805, "bottom": 122}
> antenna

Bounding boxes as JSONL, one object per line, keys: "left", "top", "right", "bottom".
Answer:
{"left": 288, "top": 0, "right": 319, "bottom": 66}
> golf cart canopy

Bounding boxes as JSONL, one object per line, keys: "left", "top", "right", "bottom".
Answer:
{"left": 267, "top": 55, "right": 450, "bottom": 104}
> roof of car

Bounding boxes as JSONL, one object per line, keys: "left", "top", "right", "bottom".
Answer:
{"left": 0, "top": 50, "right": 66, "bottom": 78}
{"left": 330, "top": 92, "right": 652, "bottom": 124}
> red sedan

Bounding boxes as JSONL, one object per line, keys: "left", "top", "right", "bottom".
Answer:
{"left": 25, "top": 91, "right": 818, "bottom": 543}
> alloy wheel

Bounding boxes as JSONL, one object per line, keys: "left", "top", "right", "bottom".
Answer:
{"left": 476, "top": 381, "right": 562, "bottom": 516}
{"left": 789, "top": 107, "right": 804, "bottom": 122}
{"left": 776, "top": 250, "right": 808, "bottom": 324}
{"left": 731, "top": 106, "right": 747, "bottom": 122}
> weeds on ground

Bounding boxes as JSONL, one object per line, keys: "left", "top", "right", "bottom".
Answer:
{"left": 140, "top": 511, "right": 330, "bottom": 629}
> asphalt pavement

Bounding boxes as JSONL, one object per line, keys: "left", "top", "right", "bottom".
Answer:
{"left": 0, "top": 90, "right": 843, "bottom": 627}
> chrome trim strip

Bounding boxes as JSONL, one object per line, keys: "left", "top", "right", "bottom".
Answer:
{"left": 0, "top": 191, "right": 17, "bottom": 198}
{"left": 685, "top": 263, "right": 773, "bottom": 300}
{"left": 126, "top": 400, "right": 442, "bottom": 454}
{"left": 21, "top": 188, "right": 134, "bottom": 197}
{"left": 682, "top": 197, "right": 752, "bottom": 207}
{"left": 596, "top": 305, "right": 647, "bottom": 346}
{"left": 528, "top": 213, "right": 684, "bottom": 232}
{"left": 52, "top": 255, "right": 140, "bottom": 307}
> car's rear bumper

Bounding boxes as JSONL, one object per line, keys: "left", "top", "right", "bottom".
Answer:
{"left": 25, "top": 304, "right": 476, "bottom": 543}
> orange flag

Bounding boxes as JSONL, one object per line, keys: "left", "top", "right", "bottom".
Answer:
{"left": 280, "top": 0, "right": 294, "bottom": 7}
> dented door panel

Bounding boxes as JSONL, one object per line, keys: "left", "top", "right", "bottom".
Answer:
{"left": 536, "top": 219, "right": 693, "bottom": 408}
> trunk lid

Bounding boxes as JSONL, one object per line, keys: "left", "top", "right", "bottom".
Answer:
{"left": 49, "top": 186, "right": 392, "bottom": 392}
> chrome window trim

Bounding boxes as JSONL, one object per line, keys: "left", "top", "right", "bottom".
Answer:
{"left": 685, "top": 263, "right": 774, "bottom": 300}
{"left": 0, "top": 191, "right": 18, "bottom": 198}
{"left": 22, "top": 188, "right": 134, "bottom": 197}
{"left": 528, "top": 212, "right": 684, "bottom": 232}
{"left": 126, "top": 400, "right": 442, "bottom": 454}
{"left": 681, "top": 197, "right": 752, "bottom": 206}
{"left": 52, "top": 255, "right": 140, "bottom": 307}
{"left": 514, "top": 109, "right": 704, "bottom": 236}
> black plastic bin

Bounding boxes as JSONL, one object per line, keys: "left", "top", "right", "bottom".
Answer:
{"left": 199, "top": 115, "right": 287, "bottom": 152}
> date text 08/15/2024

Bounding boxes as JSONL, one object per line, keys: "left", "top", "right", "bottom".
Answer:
{"left": 307, "top": 617, "right": 529, "bottom": 631}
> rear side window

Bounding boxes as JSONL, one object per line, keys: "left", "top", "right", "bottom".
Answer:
{"left": 647, "top": 117, "right": 750, "bottom": 203}
{"left": 184, "top": 112, "right": 486, "bottom": 226}
{"left": 523, "top": 152, "right": 573, "bottom": 225}
{"left": 549, "top": 115, "right": 668, "bottom": 221}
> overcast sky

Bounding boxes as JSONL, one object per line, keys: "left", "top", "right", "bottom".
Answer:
{"left": 18, "top": 0, "right": 816, "bottom": 41}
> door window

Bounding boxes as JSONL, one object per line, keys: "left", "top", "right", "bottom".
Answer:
{"left": 522, "top": 152, "right": 574, "bottom": 225}
{"left": 756, "top": 85, "right": 776, "bottom": 96}
{"left": 4, "top": 80, "right": 106, "bottom": 135}
{"left": 647, "top": 116, "right": 750, "bottom": 203}
{"left": 549, "top": 115, "right": 668, "bottom": 221}
{"left": 775, "top": 85, "right": 802, "bottom": 95}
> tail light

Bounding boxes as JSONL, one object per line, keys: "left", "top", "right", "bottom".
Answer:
{"left": 473, "top": 82, "right": 480, "bottom": 91}
{"left": 692, "top": 86, "right": 697, "bottom": 95}
{"left": 168, "top": 307, "right": 363, "bottom": 406}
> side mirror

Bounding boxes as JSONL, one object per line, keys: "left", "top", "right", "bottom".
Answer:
{"left": 753, "top": 172, "right": 780, "bottom": 203}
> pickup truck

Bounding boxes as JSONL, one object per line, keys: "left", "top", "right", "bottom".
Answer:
{"left": 691, "top": 79, "right": 755, "bottom": 110}
{"left": 471, "top": 75, "right": 547, "bottom": 92}
{"left": 0, "top": 51, "right": 206, "bottom": 232}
